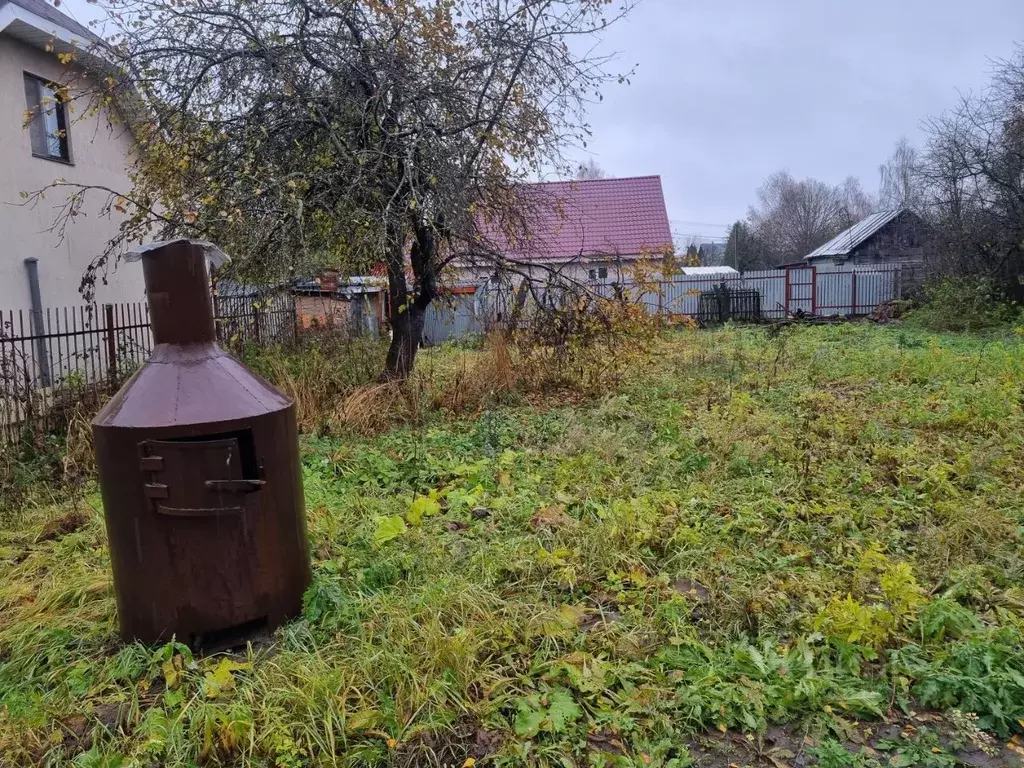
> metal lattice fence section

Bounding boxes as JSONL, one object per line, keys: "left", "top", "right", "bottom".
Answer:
{"left": 1, "top": 291, "right": 296, "bottom": 443}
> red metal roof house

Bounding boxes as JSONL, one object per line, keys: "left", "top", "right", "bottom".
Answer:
{"left": 460, "top": 175, "right": 673, "bottom": 283}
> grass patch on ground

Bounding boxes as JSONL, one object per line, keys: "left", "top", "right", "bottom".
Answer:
{"left": 2, "top": 323, "right": 1024, "bottom": 767}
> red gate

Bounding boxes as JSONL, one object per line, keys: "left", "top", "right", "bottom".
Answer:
{"left": 785, "top": 266, "right": 817, "bottom": 315}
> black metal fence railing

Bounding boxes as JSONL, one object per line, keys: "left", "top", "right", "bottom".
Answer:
{"left": 213, "top": 290, "right": 297, "bottom": 353}
{"left": 696, "top": 285, "right": 763, "bottom": 324}
{"left": 1, "top": 291, "right": 296, "bottom": 444}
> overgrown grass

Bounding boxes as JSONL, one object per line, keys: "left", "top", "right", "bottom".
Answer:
{"left": 3, "top": 323, "right": 1024, "bottom": 766}
{"left": 241, "top": 332, "right": 391, "bottom": 433}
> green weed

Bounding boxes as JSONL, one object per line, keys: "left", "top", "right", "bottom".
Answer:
{"left": 3, "top": 324, "right": 1024, "bottom": 765}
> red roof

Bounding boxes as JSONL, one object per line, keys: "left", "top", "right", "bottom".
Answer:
{"left": 491, "top": 176, "right": 673, "bottom": 262}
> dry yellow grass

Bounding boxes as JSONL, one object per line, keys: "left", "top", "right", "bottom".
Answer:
{"left": 332, "top": 381, "right": 413, "bottom": 435}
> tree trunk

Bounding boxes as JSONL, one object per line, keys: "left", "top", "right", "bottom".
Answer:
{"left": 380, "top": 217, "right": 438, "bottom": 381}
{"left": 383, "top": 301, "right": 425, "bottom": 380}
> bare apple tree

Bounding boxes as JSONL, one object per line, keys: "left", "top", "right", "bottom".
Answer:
{"left": 29, "top": 0, "right": 637, "bottom": 379}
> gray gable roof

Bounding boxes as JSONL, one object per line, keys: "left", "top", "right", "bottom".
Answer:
{"left": 804, "top": 209, "right": 904, "bottom": 261}
{"left": 1, "top": 0, "right": 97, "bottom": 43}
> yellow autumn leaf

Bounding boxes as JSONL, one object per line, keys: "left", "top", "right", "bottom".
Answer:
{"left": 463, "top": 759, "right": 476, "bottom": 768}
{"left": 161, "top": 659, "right": 179, "bottom": 688}
{"left": 202, "top": 658, "right": 250, "bottom": 699}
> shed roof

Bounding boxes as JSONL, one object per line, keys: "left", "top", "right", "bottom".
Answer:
{"left": 680, "top": 266, "right": 738, "bottom": 276}
{"left": 490, "top": 176, "right": 673, "bottom": 262}
{"left": 804, "top": 209, "right": 904, "bottom": 261}
{"left": 292, "top": 276, "right": 386, "bottom": 296}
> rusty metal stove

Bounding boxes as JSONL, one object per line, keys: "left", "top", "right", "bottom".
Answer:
{"left": 92, "top": 240, "right": 310, "bottom": 646}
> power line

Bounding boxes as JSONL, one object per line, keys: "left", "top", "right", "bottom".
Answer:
{"left": 669, "top": 219, "right": 732, "bottom": 229}
{"left": 672, "top": 231, "right": 727, "bottom": 243}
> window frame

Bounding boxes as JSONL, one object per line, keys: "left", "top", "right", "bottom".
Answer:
{"left": 23, "top": 72, "right": 73, "bottom": 165}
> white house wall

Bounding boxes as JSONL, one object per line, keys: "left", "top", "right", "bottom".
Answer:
{"left": 0, "top": 35, "right": 143, "bottom": 310}
{"left": 450, "top": 257, "right": 647, "bottom": 288}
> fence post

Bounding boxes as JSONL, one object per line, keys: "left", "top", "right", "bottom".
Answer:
{"left": 252, "top": 300, "right": 262, "bottom": 345}
{"left": 104, "top": 303, "right": 118, "bottom": 385}
{"left": 23, "top": 257, "right": 52, "bottom": 388}
{"left": 851, "top": 272, "right": 858, "bottom": 316}
{"left": 212, "top": 290, "right": 221, "bottom": 344}
{"left": 810, "top": 266, "right": 818, "bottom": 315}
{"left": 291, "top": 293, "right": 299, "bottom": 343}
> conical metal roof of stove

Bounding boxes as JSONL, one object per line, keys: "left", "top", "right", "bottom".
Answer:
{"left": 92, "top": 240, "right": 292, "bottom": 430}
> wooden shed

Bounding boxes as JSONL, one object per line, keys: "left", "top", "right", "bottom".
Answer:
{"left": 804, "top": 210, "right": 928, "bottom": 283}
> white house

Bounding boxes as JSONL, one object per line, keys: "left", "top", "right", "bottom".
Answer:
{"left": 0, "top": 0, "right": 142, "bottom": 310}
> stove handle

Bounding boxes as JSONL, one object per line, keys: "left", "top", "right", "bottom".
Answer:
{"left": 205, "top": 479, "right": 266, "bottom": 494}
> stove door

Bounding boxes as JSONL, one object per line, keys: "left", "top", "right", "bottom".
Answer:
{"left": 139, "top": 436, "right": 266, "bottom": 640}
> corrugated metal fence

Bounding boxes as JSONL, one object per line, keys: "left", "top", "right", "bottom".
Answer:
{"left": 422, "top": 266, "right": 903, "bottom": 344}
{"left": 617, "top": 266, "right": 901, "bottom": 319}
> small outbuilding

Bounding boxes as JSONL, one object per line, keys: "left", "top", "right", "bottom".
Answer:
{"left": 804, "top": 210, "right": 927, "bottom": 281}
{"left": 293, "top": 271, "right": 386, "bottom": 335}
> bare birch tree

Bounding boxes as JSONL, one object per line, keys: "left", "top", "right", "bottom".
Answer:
{"left": 878, "top": 137, "right": 924, "bottom": 211}
{"left": 575, "top": 158, "right": 608, "bottom": 180}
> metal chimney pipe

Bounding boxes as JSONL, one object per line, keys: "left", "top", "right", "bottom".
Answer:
{"left": 140, "top": 240, "right": 217, "bottom": 345}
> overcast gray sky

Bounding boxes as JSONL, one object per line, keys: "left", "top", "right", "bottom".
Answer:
{"left": 569, "top": 0, "right": 1024, "bottom": 244}
{"left": 59, "top": 0, "right": 1024, "bottom": 245}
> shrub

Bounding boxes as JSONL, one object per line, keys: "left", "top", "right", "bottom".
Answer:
{"left": 906, "top": 279, "right": 1021, "bottom": 332}
{"left": 503, "top": 282, "right": 668, "bottom": 395}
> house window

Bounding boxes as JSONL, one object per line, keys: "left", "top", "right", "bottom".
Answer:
{"left": 597, "top": 267, "right": 608, "bottom": 279}
{"left": 24, "top": 74, "right": 71, "bottom": 163}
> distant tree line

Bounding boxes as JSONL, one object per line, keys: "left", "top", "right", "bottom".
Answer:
{"left": 724, "top": 172, "right": 875, "bottom": 270}
{"left": 906, "top": 46, "right": 1024, "bottom": 298}
{"left": 723, "top": 44, "right": 1024, "bottom": 297}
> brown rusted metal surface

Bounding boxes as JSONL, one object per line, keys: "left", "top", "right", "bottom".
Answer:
{"left": 92, "top": 240, "right": 310, "bottom": 646}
